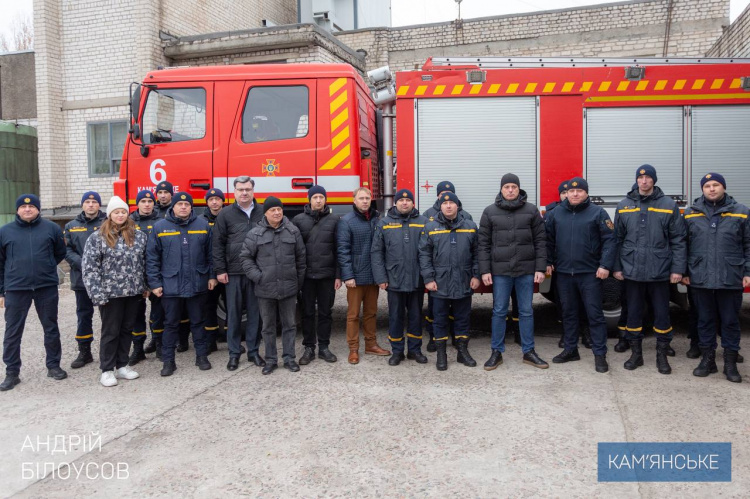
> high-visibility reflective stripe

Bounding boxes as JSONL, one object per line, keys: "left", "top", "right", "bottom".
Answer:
{"left": 618, "top": 208, "right": 640, "bottom": 213}
{"left": 409, "top": 224, "right": 425, "bottom": 227}
{"left": 648, "top": 207, "right": 673, "bottom": 214}
{"left": 331, "top": 108, "right": 349, "bottom": 132}
{"left": 204, "top": 326, "right": 219, "bottom": 331}
{"left": 456, "top": 229, "right": 476, "bottom": 233}
{"left": 684, "top": 213, "right": 706, "bottom": 219}
{"left": 653, "top": 326, "right": 673, "bottom": 334}
{"left": 382, "top": 225, "right": 402, "bottom": 230}
{"left": 434, "top": 337, "right": 449, "bottom": 341}
{"left": 188, "top": 230, "right": 207, "bottom": 234}
{"left": 331, "top": 126, "right": 350, "bottom": 149}
{"left": 625, "top": 327, "right": 642, "bottom": 332}
{"left": 157, "top": 231, "right": 180, "bottom": 237}
{"left": 721, "top": 213, "right": 749, "bottom": 219}
{"left": 406, "top": 334, "right": 422, "bottom": 339}
{"left": 329, "top": 78, "right": 346, "bottom": 96}
{"left": 388, "top": 336, "right": 404, "bottom": 342}
{"left": 330, "top": 90, "right": 348, "bottom": 114}
{"left": 424, "top": 316, "right": 434, "bottom": 323}
{"left": 132, "top": 332, "right": 147, "bottom": 336}
{"left": 68, "top": 228, "right": 88, "bottom": 232}
{"left": 320, "top": 144, "right": 351, "bottom": 171}
{"left": 454, "top": 335, "right": 469, "bottom": 339}
{"left": 76, "top": 334, "right": 94, "bottom": 339}
{"left": 429, "top": 230, "right": 450, "bottom": 235}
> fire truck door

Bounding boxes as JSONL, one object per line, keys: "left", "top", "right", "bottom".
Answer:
{"left": 227, "top": 80, "right": 317, "bottom": 203}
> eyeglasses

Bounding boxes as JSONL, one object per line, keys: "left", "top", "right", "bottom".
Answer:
{"left": 235, "top": 188, "right": 254, "bottom": 193}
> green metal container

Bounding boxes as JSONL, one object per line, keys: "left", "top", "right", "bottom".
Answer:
{"left": 0, "top": 122, "right": 39, "bottom": 226}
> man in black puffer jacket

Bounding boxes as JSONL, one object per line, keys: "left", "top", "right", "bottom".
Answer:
{"left": 613, "top": 165, "right": 686, "bottom": 375}
{"left": 479, "top": 174, "right": 548, "bottom": 371}
{"left": 292, "top": 185, "right": 340, "bottom": 365}
{"left": 241, "top": 197, "right": 306, "bottom": 375}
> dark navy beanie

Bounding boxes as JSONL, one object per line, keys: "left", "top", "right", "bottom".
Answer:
{"left": 308, "top": 185, "right": 327, "bottom": 200}
{"left": 16, "top": 194, "right": 41, "bottom": 211}
{"left": 394, "top": 189, "right": 414, "bottom": 202}
{"left": 81, "top": 191, "right": 102, "bottom": 206}
{"left": 567, "top": 177, "right": 589, "bottom": 193}
{"left": 156, "top": 181, "right": 174, "bottom": 194}
{"left": 636, "top": 164, "right": 657, "bottom": 183}
{"left": 558, "top": 180, "right": 569, "bottom": 194}
{"left": 436, "top": 181, "right": 455, "bottom": 195}
{"left": 439, "top": 191, "right": 460, "bottom": 206}
{"left": 173, "top": 192, "right": 193, "bottom": 206}
{"left": 264, "top": 196, "right": 283, "bottom": 213}
{"left": 700, "top": 172, "right": 726, "bottom": 189}
{"left": 136, "top": 190, "right": 155, "bottom": 204}
{"left": 205, "top": 188, "right": 225, "bottom": 202}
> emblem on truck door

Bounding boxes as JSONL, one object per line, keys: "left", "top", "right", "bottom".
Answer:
{"left": 262, "top": 159, "right": 280, "bottom": 177}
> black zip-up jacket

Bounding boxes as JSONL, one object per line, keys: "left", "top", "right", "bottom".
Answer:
{"left": 203, "top": 210, "right": 219, "bottom": 227}
{"left": 478, "top": 190, "right": 547, "bottom": 277}
{"left": 613, "top": 186, "right": 687, "bottom": 281}
{"left": 371, "top": 206, "right": 427, "bottom": 291}
{"left": 419, "top": 211, "right": 479, "bottom": 299}
{"left": 213, "top": 202, "right": 263, "bottom": 275}
{"left": 240, "top": 216, "right": 306, "bottom": 299}
{"left": 545, "top": 197, "right": 615, "bottom": 274}
{"left": 0, "top": 215, "right": 66, "bottom": 295}
{"left": 131, "top": 210, "right": 159, "bottom": 234}
{"left": 292, "top": 204, "right": 340, "bottom": 280}
{"left": 684, "top": 195, "right": 750, "bottom": 290}
{"left": 64, "top": 211, "right": 106, "bottom": 291}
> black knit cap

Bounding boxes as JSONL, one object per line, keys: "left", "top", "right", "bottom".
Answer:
{"left": 263, "top": 196, "right": 283, "bottom": 213}
{"left": 567, "top": 177, "right": 589, "bottom": 193}
{"left": 501, "top": 173, "right": 520, "bottom": 188}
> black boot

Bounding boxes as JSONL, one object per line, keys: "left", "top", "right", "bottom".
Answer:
{"left": 484, "top": 350, "right": 503, "bottom": 371}
{"left": 70, "top": 343, "right": 94, "bottom": 369}
{"left": 426, "top": 334, "right": 437, "bottom": 353}
{"left": 388, "top": 352, "right": 405, "bottom": 366}
{"left": 144, "top": 336, "right": 157, "bottom": 354}
{"left": 614, "top": 331, "right": 630, "bottom": 353}
{"left": 693, "top": 347, "right": 717, "bottom": 377}
{"left": 195, "top": 356, "right": 212, "bottom": 371}
{"left": 299, "top": 347, "right": 315, "bottom": 366}
{"left": 128, "top": 340, "right": 146, "bottom": 366}
{"left": 318, "top": 347, "right": 338, "bottom": 363}
{"left": 656, "top": 342, "right": 672, "bottom": 375}
{"left": 594, "top": 355, "right": 609, "bottom": 373}
{"left": 0, "top": 374, "right": 21, "bottom": 391}
{"left": 665, "top": 344, "right": 676, "bottom": 357}
{"left": 436, "top": 341, "right": 448, "bottom": 371}
{"left": 177, "top": 330, "right": 190, "bottom": 352}
{"left": 160, "top": 361, "right": 177, "bottom": 377}
{"left": 406, "top": 351, "right": 428, "bottom": 364}
{"left": 207, "top": 333, "right": 218, "bottom": 355}
{"left": 155, "top": 336, "right": 163, "bottom": 360}
{"left": 623, "top": 339, "right": 643, "bottom": 370}
{"left": 553, "top": 348, "right": 581, "bottom": 364}
{"left": 558, "top": 334, "right": 565, "bottom": 349}
{"left": 581, "top": 328, "right": 592, "bottom": 349}
{"left": 686, "top": 340, "right": 701, "bottom": 359}
{"left": 456, "top": 339, "right": 477, "bottom": 367}
{"left": 724, "top": 350, "right": 742, "bottom": 383}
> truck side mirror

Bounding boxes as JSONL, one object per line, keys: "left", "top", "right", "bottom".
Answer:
{"left": 129, "top": 83, "right": 141, "bottom": 123}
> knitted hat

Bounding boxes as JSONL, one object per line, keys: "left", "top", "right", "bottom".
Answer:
{"left": 264, "top": 196, "right": 283, "bottom": 213}
{"left": 501, "top": 173, "right": 520, "bottom": 188}
{"left": 700, "top": 172, "right": 726, "bottom": 189}
{"left": 567, "top": 177, "right": 589, "bottom": 193}
{"left": 394, "top": 188, "right": 414, "bottom": 202}
{"left": 106, "top": 196, "right": 129, "bottom": 218}
{"left": 81, "top": 191, "right": 102, "bottom": 206}
{"left": 16, "top": 194, "right": 40, "bottom": 211}
{"left": 156, "top": 181, "right": 174, "bottom": 194}
{"left": 308, "top": 185, "right": 327, "bottom": 200}
{"left": 205, "top": 188, "right": 225, "bottom": 202}
{"left": 136, "top": 190, "right": 155, "bottom": 204}
{"left": 440, "top": 192, "right": 460, "bottom": 206}
{"left": 558, "top": 180, "right": 569, "bottom": 194}
{"left": 636, "top": 164, "right": 657, "bottom": 183}
{"left": 436, "top": 181, "right": 455, "bottom": 195}
{"left": 173, "top": 192, "right": 194, "bottom": 206}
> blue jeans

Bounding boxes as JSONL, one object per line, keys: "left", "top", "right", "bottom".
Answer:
{"left": 491, "top": 274, "right": 535, "bottom": 353}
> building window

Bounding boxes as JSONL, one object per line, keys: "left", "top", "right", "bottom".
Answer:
{"left": 87, "top": 121, "right": 128, "bottom": 176}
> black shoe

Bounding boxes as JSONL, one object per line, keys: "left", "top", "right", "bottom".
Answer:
{"left": 553, "top": 348, "right": 581, "bottom": 364}
{"left": 436, "top": 341, "right": 448, "bottom": 371}
{"left": 724, "top": 350, "right": 742, "bottom": 383}
{"left": 128, "top": 341, "right": 146, "bottom": 366}
{"left": 195, "top": 356, "right": 212, "bottom": 371}
{"left": 738, "top": 352, "right": 744, "bottom": 363}
{"left": 656, "top": 343, "right": 672, "bottom": 375}
{"left": 284, "top": 360, "right": 300, "bottom": 372}
{"left": 581, "top": 329, "right": 592, "bottom": 349}
{"left": 240, "top": 344, "right": 247, "bottom": 355}
{"left": 407, "top": 351, "right": 428, "bottom": 364}
{"left": 523, "top": 349, "right": 549, "bottom": 369}
{"left": 594, "top": 355, "right": 609, "bottom": 373}
{"left": 155, "top": 337, "right": 163, "bottom": 360}
{"left": 47, "top": 367, "right": 68, "bottom": 380}
{"left": 299, "top": 347, "right": 315, "bottom": 366}
{"left": 686, "top": 343, "right": 701, "bottom": 359}
{"left": 176, "top": 340, "right": 189, "bottom": 353}
{"left": 70, "top": 344, "right": 93, "bottom": 369}
{"left": 144, "top": 337, "right": 157, "bottom": 354}
{"left": 248, "top": 353, "right": 266, "bottom": 367}
{"left": 558, "top": 336, "right": 565, "bottom": 349}
{"left": 318, "top": 348, "right": 338, "bottom": 363}
{"left": 693, "top": 348, "right": 717, "bottom": 377}
{"left": 623, "top": 340, "right": 644, "bottom": 370}
{"left": 484, "top": 350, "right": 503, "bottom": 371}
{"left": 456, "top": 339, "right": 477, "bottom": 367}
{"left": 0, "top": 374, "right": 21, "bottom": 391}
{"left": 613, "top": 333, "right": 630, "bottom": 353}
{"left": 262, "top": 363, "right": 277, "bottom": 375}
{"left": 227, "top": 356, "right": 239, "bottom": 371}
{"left": 160, "top": 361, "right": 177, "bottom": 377}
{"left": 388, "top": 353, "right": 405, "bottom": 366}
{"left": 665, "top": 345, "right": 676, "bottom": 357}
{"left": 426, "top": 337, "right": 437, "bottom": 353}
{"left": 207, "top": 340, "right": 218, "bottom": 355}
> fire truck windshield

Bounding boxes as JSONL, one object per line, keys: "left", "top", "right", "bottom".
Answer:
{"left": 242, "top": 85, "right": 309, "bottom": 143}
{"left": 142, "top": 87, "right": 206, "bottom": 144}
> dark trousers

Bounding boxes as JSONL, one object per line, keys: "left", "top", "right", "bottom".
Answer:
{"left": 687, "top": 286, "right": 700, "bottom": 347}
{"left": 74, "top": 289, "right": 95, "bottom": 344}
{"left": 225, "top": 275, "right": 261, "bottom": 357}
{"left": 148, "top": 294, "right": 164, "bottom": 338}
{"left": 425, "top": 295, "right": 455, "bottom": 338}
{"left": 3, "top": 286, "right": 62, "bottom": 375}
{"left": 624, "top": 280, "right": 672, "bottom": 342}
{"left": 258, "top": 296, "right": 297, "bottom": 364}
{"left": 433, "top": 296, "right": 471, "bottom": 342}
{"left": 99, "top": 296, "right": 140, "bottom": 371}
{"left": 691, "top": 287, "right": 742, "bottom": 352}
{"left": 161, "top": 294, "right": 208, "bottom": 362}
{"left": 556, "top": 273, "right": 607, "bottom": 355}
{"left": 132, "top": 298, "right": 148, "bottom": 343}
{"left": 387, "top": 289, "right": 424, "bottom": 354}
{"left": 204, "top": 284, "right": 223, "bottom": 338}
{"left": 300, "top": 278, "right": 335, "bottom": 349}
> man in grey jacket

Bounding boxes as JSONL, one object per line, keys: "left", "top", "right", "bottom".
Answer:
{"left": 240, "top": 197, "right": 306, "bottom": 375}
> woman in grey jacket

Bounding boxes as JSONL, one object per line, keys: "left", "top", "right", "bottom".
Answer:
{"left": 82, "top": 196, "right": 149, "bottom": 387}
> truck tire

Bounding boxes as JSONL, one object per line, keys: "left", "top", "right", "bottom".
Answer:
{"left": 602, "top": 277, "right": 623, "bottom": 335}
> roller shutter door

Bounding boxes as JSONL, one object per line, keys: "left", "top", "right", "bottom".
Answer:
{"left": 416, "top": 97, "right": 537, "bottom": 220}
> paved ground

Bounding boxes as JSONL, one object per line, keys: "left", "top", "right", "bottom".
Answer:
{"left": 0, "top": 286, "right": 748, "bottom": 497}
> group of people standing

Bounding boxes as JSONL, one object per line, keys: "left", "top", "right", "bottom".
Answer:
{"left": 0, "top": 164, "right": 747, "bottom": 391}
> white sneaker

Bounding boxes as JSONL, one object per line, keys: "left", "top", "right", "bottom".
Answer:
{"left": 100, "top": 371, "right": 118, "bottom": 387}
{"left": 115, "top": 366, "right": 140, "bottom": 380}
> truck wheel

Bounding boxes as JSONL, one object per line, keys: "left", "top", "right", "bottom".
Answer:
{"left": 602, "top": 277, "right": 623, "bottom": 335}
{"left": 216, "top": 293, "right": 247, "bottom": 342}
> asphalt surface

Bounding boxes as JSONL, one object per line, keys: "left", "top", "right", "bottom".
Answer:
{"left": 0, "top": 286, "right": 748, "bottom": 497}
